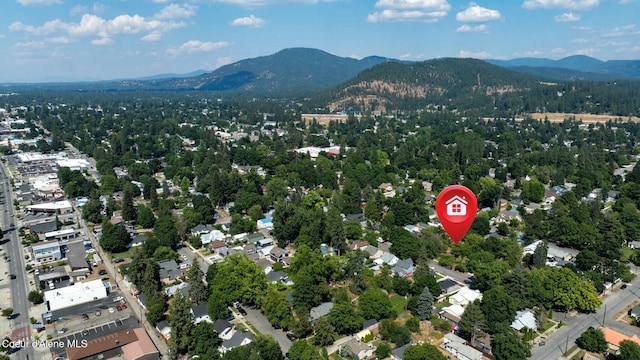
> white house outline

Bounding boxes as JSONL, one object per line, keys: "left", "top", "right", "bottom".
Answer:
{"left": 445, "top": 195, "right": 467, "bottom": 216}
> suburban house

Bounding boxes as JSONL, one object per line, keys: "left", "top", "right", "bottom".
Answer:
{"left": 450, "top": 287, "right": 482, "bottom": 307}
{"left": 66, "top": 327, "right": 159, "bottom": 360}
{"left": 190, "top": 224, "right": 216, "bottom": 236}
{"left": 219, "top": 332, "right": 254, "bottom": 354}
{"left": 214, "top": 319, "right": 235, "bottom": 340}
{"left": 442, "top": 333, "right": 483, "bottom": 360}
{"left": 201, "top": 229, "right": 226, "bottom": 245}
{"left": 391, "top": 258, "right": 415, "bottom": 278}
{"left": 437, "top": 278, "right": 460, "bottom": 295}
{"left": 310, "top": 302, "right": 334, "bottom": 322}
{"left": 269, "top": 247, "right": 288, "bottom": 263}
{"left": 510, "top": 310, "right": 538, "bottom": 332}
{"left": 339, "top": 338, "right": 375, "bottom": 359}
{"left": 603, "top": 327, "right": 640, "bottom": 353}
{"left": 164, "top": 282, "right": 189, "bottom": 297}
{"left": 157, "top": 259, "right": 186, "bottom": 284}
{"left": 156, "top": 320, "right": 171, "bottom": 340}
{"left": 191, "top": 303, "right": 212, "bottom": 324}
{"left": 266, "top": 271, "right": 291, "bottom": 284}
{"left": 391, "top": 343, "right": 410, "bottom": 360}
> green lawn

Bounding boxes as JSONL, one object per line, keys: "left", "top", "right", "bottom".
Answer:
{"left": 389, "top": 294, "right": 407, "bottom": 315}
{"left": 110, "top": 248, "right": 136, "bottom": 259}
{"left": 621, "top": 248, "right": 636, "bottom": 262}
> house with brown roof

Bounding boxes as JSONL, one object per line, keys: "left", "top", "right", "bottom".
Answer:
{"left": 66, "top": 327, "right": 159, "bottom": 360}
{"left": 603, "top": 327, "right": 640, "bottom": 352}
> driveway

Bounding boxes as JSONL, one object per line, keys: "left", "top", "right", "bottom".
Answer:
{"left": 242, "top": 306, "right": 292, "bottom": 353}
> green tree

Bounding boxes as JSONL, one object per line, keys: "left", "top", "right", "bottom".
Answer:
{"left": 99, "top": 221, "right": 130, "bottom": 252}
{"left": 618, "top": 340, "right": 640, "bottom": 360}
{"left": 288, "top": 340, "right": 322, "bottom": 360}
{"left": 458, "top": 300, "right": 486, "bottom": 342}
{"left": 28, "top": 290, "right": 44, "bottom": 304}
{"left": 379, "top": 319, "right": 411, "bottom": 346}
{"left": 313, "top": 317, "right": 335, "bottom": 346}
{"left": 189, "top": 321, "right": 221, "bottom": 359}
{"left": 416, "top": 287, "right": 434, "bottom": 320}
{"left": 404, "top": 343, "right": 447, "bottom": 360}
{"left": 261, "top": 286, "right": 294, "bottom": 329}
{"left": 405, "top": 316, "right": 420, "bottom": 333}
{"left": 136, "top": 205, "right": 156, "bottom": 228}
{"left": 576, "top": 328, "right": 608, "bottom": 353}
{"left": 531, "top": 242, "right": 547, "bottom": 268}
{"left": 328, "top": 301, "right": 363, "bottom": 335}
{"left": 492, "top": 330, "right": 531, "bottom": 360}
{"left": 187, "top": 265, "right": 209, "bottom": 305}
{"left": 521, "top": 179, "right": 545, "bottom": 203}
{"left": 1, "top": 308, "right": 13, "bottom": 317}
{"left": 375, "top": 341, "right": 392, "bottom": 359}
{"left": 358, "top": 288, "right": 396, "bottom": 320}
{"left": 481, "top": 286, "right": 518, "bottom": 334}
{"left": 168, "top": 293, "right": 193, "bottom": 356}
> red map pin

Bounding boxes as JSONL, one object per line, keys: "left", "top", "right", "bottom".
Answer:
{"left": 435, "top": 185, "right": 478, "bottom": 244}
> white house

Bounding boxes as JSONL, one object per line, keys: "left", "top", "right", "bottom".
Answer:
{"left": 201, "top": 229, "right": 226, "bottom": 245}
{"left": 442, "top": 333, "right": 483, "bottom": 360}
{"left": 450, "top": 287, "right": 482, "bottom": 307}
{"left": 219, "top": 332, "right": 253, "bottom": 353}
{"left": 191, "top": 303, "right": 212, "bottom": 324}
{"left": 510, "top": 310, "right": 537, "bottom": 332}
{"left": 214, "top": 319, "right": 235, "bottom": 340}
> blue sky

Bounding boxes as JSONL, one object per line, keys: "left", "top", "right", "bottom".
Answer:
{"left": 1, "top": 0, "right": 639, "bottom": 82}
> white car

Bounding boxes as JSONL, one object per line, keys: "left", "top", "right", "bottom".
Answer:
{"left": 114, "top": 296, "right": 124, "bottom": 302}
{"left": 109, "top": 307, "right": 115, "bottom": 313}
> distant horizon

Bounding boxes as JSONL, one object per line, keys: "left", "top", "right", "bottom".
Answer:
{"left": 1, "top": 47, "right": 637, "bottom": 85}
{"left": 2, "top": 0, "right": 639, "bottom": 83}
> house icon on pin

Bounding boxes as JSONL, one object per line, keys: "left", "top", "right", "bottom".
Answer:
{"left": 445, "top": 195, "right": 467, "bottom": 216}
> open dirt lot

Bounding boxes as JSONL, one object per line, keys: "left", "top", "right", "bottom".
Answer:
{"left": 523, "top": 113, "right": 640, "bottom": 123}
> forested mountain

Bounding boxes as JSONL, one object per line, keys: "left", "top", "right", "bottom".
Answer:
{"left": 487, "top": 55, "right": 640, "bottom": 80}
{"left": 309, "top": 58, "right": 640, "bottom": 116}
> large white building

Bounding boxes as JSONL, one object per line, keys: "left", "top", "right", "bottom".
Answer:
{"left": 44, "top": 279, "right": 108, "bottom": 311}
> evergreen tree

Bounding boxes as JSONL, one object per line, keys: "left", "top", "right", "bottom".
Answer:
{"left": 168, "top": 293, "right": 194, "bottom": 356}
{"left": 415, "top": 287, "right": 433, "bottom": 320}
{"left": 458, "top": 300, "right": 485, "bottom": 342}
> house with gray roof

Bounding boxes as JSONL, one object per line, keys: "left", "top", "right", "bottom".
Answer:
{"left": 510, "top": 310, "right": 537, "bottom": 331}
{"left": 157, "top": 259, "right": 185, "bottom": 284}
{"left": 310, "top": 302, "right": 334, "bottom": 322}
{"left": 214, "top": 319, "right": 235, "bottom": 340}
{"left": 391, "top": 343, "right": 410, "bottom": 360}
{"left": 391, "top": 258, "right": 414, "bottom": 278}
{"left": 219, "top": 332, "right": 254, "bottom": 354}
{"left": 191, "top": 303, "right": 211, "bottom": 324}
{"left": 442, "top": 333, "right": 483, "bottom": 360}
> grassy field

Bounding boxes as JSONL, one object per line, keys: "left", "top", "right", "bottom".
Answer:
{"left": 389, "top": 294, "right": 407, "bottom": 315}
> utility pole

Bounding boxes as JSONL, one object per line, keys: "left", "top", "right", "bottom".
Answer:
{"left": 602, "top": 304, "right": 607, "bottom": 326}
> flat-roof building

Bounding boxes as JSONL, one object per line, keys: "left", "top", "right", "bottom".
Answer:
{"left": 44, "top": 279, "right": 108, "bottom": 311}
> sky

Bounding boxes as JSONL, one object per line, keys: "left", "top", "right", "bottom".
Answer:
{"left": 1, "top": 0, "right": 639, "bottom": 83}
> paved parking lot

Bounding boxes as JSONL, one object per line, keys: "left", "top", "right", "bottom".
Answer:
{"left": 49, "top": 315, "right": 140, "bottom": 358}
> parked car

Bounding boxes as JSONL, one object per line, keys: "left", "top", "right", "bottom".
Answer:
{"left": 115, "top": 319, "right": 123, "bottom": 326}
{"left": 82, "top": 313, "right": 89, "bottom": 321}
{"left": 109, "top": 307, "right": 115, "bottom": 313}
{"left": 98, "top": 269, "right": 107, "bottom": 275}
{"left": 621, "top": 284, "right": 628, "bottom": 289}
{"left": 82, "top": 329, "right": 89, "bottom": 336}
{"left": 237, "top": 307, "right": 247, "bottom": 316}
{"left": 114, "top": 296, "right": 124, "bottom": 302}
{"left": 286, "top": 333, "right": 297, "bottom": 341}
{"left": 58, "top": 328, "right": 67, "bottom": 334}
{"left": 95, "top": 311, "right": 101, "bottom": 316}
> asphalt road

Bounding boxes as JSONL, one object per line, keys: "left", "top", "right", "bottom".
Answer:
{"left": 429, "top": 260, "right": 472, "bottom": 285}
{"left": 530, "top": 275, "right": 640, "bottom": 360}
{"left": 241, "top": 305, "right": 292, "bottom": 353}
{"left": 1, "top": 164, "right": 36, "bottom": 360}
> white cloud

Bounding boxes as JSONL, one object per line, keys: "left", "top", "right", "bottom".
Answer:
{"left": 571, "top": 38, "right": 589, "bottom": 43}
{"left": 456, "top": 3, "right": 500, "bottom": 22}
{"left": 230, "top": 15, "right": 266, "bottom": 27}
{"left": 167, "top": 40, "right": 229, "bottom": 55}
{"left": 217, "top": 56, "right": 233, "bottom": 68}
{"left": 555, "top": 12, "right": 580, "bottom": 22}
{"left": 154, "top": 4, "right": 197, "bottom": 20}
{"left": 47, "top": 36, "right": 75, "bottom": 44}
{"left": 522, "top": 0, "right": 599, "bottom": 10}
{"left": 368, "top": 0, "right": 451, "bottom": 22}
{"left": 399, "top": 53, "right": 412, "bottom": 60}
{"left": 204, "top": 0, "right": 335, "bottom": 6}
{"left": 603, "top": 24, "right": 640, "bottom": 37}
{"left": 456, "top": 24, "right": 488, "bottom": 32}
{"left": 458, "top": 50, "right": 490, "bottom": 58}
{"left": 142, "top": 32, "right": 162, "bottom": 41}
{"left": 9, "top": 13, "right": 187, "bottom": 45}
{"left": 91, "top": 37, "right": 113, "bottom": 46}
{"left": 16, "top": 0, "right": 61, "bottom": 5}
